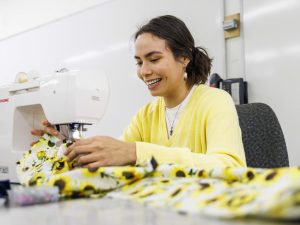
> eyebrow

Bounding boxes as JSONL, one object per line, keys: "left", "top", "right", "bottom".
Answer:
{"left": 134, "top": 51, "right": 163, "bottom": 60}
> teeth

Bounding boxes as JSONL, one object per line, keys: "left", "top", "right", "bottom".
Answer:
{"left": 146, "top": 78, "right": 161, "bottom": 86}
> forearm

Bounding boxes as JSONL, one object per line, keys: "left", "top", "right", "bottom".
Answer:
{"left": 135, "top": 142, "right": 245, "bottom": 169}
{"left": 126, "top": 142, "right": 137, "bottom": 165}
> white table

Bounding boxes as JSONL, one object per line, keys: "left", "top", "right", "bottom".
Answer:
{"left": 0, "top": 197, "right": 291, "bottom": 225}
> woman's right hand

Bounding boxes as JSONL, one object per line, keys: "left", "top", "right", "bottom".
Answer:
{"left": 31, "top": 120, "right": 60, "bottom": 137}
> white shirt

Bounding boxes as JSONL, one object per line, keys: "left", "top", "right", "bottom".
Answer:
{"left": 165, "top": 85, "right": 197, "bottom": 136}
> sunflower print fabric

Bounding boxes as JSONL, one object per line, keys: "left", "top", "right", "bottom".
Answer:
{"left": 16, "top": 134, "right": 156, "bottom": 198}
{"left": 17, "top": 134, "right": 300, "bottom": 220}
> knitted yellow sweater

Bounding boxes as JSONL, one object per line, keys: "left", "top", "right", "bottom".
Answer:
{"left": 122, "top": 85, "right": 246, "bottom": 168}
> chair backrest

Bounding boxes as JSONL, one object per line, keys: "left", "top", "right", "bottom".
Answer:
{"left": 235, "top": 103, "right": 289, "bottom": 168}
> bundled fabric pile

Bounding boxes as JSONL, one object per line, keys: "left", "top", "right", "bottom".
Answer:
{"left": 17, "top": 134, "right": 300, "bottom": 220}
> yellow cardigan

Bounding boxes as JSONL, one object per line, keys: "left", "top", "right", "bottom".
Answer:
{"left": 121, "top": 85, "right": 246, "bottom": 169}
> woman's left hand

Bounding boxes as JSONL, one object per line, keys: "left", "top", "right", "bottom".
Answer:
{"left": 64, "top": 136, "right": 137, "bottom": 169}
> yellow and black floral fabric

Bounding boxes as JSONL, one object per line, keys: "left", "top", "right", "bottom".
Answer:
{"left": 17, "top": 134, "right": 300, "bottom": 220}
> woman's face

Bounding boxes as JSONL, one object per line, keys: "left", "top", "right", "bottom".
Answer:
{"left": 134, "top": 33, "right": 189, "bottom": 99}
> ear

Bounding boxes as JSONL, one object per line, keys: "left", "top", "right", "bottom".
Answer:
{"left": 182, "top": 57, "right": 190, "bottom": 67}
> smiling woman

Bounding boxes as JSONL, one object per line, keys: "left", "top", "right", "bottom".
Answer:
{"left": 33, "top": 15, "right": 246, "bottom": 170}
{"left": 119, "top": 15, "right": 246, "bottom": 168}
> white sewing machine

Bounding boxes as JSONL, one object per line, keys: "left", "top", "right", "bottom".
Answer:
{"left": 0, "top": 69, "right": 109, "bottom": 183}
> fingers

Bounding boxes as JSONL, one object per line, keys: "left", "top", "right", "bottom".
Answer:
{"left": 83, "top": 161, "right": 104, "bottom": 170}
{"left": 31, "top": 129, "right": 45, "bottom": 136}
{"left": 42, "top": 120, "right": 51, "bottom": 126}
{"left": 73, "top": 153, "right": 107, "bottom": 169}
{"left": 64, "top": 138, "right": 94, "bottom": 156}
{"left": 65, "top": 138, "right": 104, "bottom": 167}
{"left": 75, "top": 138, "right": 95, "bottom": 146}
{"left": 63, "top": 136, "right": 133, "bottom": 169}
{"left": 43, "top": 120, "right": 59, "bottom": 136}
{"left": 44, "top": 126, "right": 59, "bottom": 137}
{"left": 65, "top": 143, "right": 94, "bottom": 162}
{"left": 76, "top": 152, "right": 101, "bottom": 166}
{"left": 31, "top": 127, "right": 58, "bottom": 137}
{"left": 31, "top": 120, "right": 60, "bottom": 137}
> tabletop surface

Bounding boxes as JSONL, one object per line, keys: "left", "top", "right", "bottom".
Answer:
{"left": 0, "top": 197, "right": 296, "bottom": 225}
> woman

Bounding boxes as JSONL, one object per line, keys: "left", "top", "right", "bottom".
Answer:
{"left": 32, "top": 15, "right": 246, "bottom": 169}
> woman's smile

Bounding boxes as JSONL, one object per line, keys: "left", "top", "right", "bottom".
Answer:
{"left": 145, "top": 78, "right": 163, "bottom": 90}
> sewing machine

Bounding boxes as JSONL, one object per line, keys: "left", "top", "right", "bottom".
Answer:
{"left": 0, "top": 69, "right": 109, "bottom": 183}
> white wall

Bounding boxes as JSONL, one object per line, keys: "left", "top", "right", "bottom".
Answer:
{"left": 225, "top": 0, "right": 300, "bottom": 166}
{"left": 0, "top": 0, "right": 225, "bottom": 139}
{"left": 224, "top": 0, "right": 244, "bottom": 79}
{"left": 242, "top": 0, "right": 300, "bottom": 166}
{"left": 0, "top": 0, "right": 111, "bottom": 40}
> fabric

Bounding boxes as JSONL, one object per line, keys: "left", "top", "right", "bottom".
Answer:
{"left": 16, "top": 134, "right": 156, "bottom": 198}
{"left": 122, "top": 84, "right": 246, "bottom": 168}
{"left": 16, "top": 135, "right": 300, "bottom": 220}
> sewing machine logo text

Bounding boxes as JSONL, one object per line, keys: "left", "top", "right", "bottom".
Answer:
{"left": 0, "top": 98, "right": 9, "bottom": 103}
{"left": 0, "top": 166, "right": 9, "bottom": 174}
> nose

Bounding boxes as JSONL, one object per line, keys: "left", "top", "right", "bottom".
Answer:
{"left": 138, "top": 62, "right": 152, "bottom": 78}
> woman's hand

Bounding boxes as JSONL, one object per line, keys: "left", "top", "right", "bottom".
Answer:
{"left": 31, "top": 120, "right": 60, "bottom": 137}
{"left": 64, "top": 136, "right": 137, "bottom": 169}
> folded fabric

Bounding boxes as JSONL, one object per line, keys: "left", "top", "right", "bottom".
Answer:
{"left": 109, "top": 165, "right": 300, "bottom": 219}
{"left": 17, "top": 134, "right": 300, "bottom": 220}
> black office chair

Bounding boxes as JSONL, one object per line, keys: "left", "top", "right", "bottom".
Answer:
{"left": 235, "top": 103, "right": 289, "bottom": 168}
